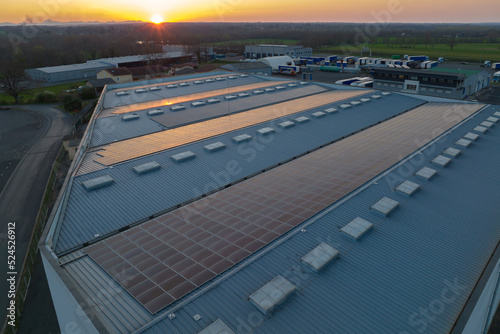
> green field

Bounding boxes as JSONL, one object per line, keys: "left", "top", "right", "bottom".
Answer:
{"left": 317, "top": 42, "right": 500, "bottom": 63}
{"left": 0, "top": 81, "right": 86, "bottom": 105}
{"left": 209, "top": 39, "right": 299, "bottom": 47}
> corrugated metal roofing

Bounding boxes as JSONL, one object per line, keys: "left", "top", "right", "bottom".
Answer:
{"left": 137, "top": 104, "right": 500, "bottom": 334}
{"left": 54, "top": 92, "right": 424, "bottom": 254}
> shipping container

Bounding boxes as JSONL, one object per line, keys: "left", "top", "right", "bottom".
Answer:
{"left": 408, "top": 55, "right": 429, "bottom": 62}
{"left": 392, "top": 55, "right": 401, "bottom": 59}
{"left": 492, "top": 63, "right": 500, "bottom": 70}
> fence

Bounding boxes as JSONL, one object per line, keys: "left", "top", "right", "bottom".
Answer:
{"left": 2, "top": 145, "right": 65, "bottom": 334}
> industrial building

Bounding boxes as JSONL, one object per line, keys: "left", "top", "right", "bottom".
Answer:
{"left": 25, "top": 53, "right": 190, "bottom": 83}
{"left": 40, "top": 71, "right": 500, "bottom": 334}
{"left": 245, "top": 45, "right": 312, "bottom": 59}
{"left": 220, "top": 61, "right": 272, "bottom": 75}
{"left": 372, "top": 67, "right": 491, "bottom": 99}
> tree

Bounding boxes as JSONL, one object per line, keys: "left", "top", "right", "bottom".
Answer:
{"left": 447, "top": 37, "right": 458, "bottom": 51}
{"left": 62, "top": 94, "right": 82, "bottom": 112}
{"left": 0, "top": 61, "right": 30, "bottom": 104}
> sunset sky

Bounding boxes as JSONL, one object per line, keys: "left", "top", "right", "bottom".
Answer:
{"left": 2, "top": 0, "right": 500, "bottom": 24}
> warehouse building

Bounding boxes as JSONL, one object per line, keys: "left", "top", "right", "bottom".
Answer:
{"left": 40, "top": 71, "right": 500, "bottom": 334}
{"left": 372, "top": 67, "right": 491, "bottom": 99}
{"left": 245, "top": 44, "right": 312, "bottom": 59}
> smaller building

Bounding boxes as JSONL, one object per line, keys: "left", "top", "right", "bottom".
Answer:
{"left": 259, "top": 56, "right": 295, "bottom": 73}
{"left": 245, "top": 45, "right": 312, "bottom": 59}
{"left": 220, "top": 61, "right": 272, "bottom": 75}
{"left": 97, "top": 68, "right": 133, "bottom": 83}
{"left": 86, "top": 78, "right": 115, "bottom": 95}
{"left": 128, "top": 65, "right": 165, "bottom": 81}
{"left": 372, "top": 67, "right": 491, "bottom": 99}
{"left": 25, "top": 61, "right": 112, "bottom": 83}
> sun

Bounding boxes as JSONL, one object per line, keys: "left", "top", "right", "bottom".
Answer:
{"left": 151, "top": 14, "right": 164, "bottom": 24}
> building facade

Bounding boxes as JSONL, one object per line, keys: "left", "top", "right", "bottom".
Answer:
{"left": 372, "top": 67, "right": 491, "bottom": 99}
{"left": 245, "top": 45, "right": 312, "bottom": 59}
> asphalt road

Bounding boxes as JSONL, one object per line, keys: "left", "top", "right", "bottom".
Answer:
{"left": 0, "top": 104, "right": 74, "bottom": 332}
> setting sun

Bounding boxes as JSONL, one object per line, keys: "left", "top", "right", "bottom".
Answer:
{"left": 151, "top": 14, "right": 164, "bottom": 24}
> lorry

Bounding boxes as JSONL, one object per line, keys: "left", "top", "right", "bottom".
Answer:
{"left": 408, "top": 55, "right": 429, "bottom": 62}
{"left": 278, "top": 65, "right": 300, "bottom": 75}
{"left": 492, "top": 63, "right": 500, "bottom": 70}
{"left": 481, "top": 61, "right": 491, "bottom": 67}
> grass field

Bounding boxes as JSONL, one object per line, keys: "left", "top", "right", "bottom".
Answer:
{"left": 0, "top": 81, "right": 86, "bottom": 105}
{"left": 209, "top": 39, "right": 299, "bottom": 47}
{"left": 317, "top": 42, "right": 500, "bottom": 63}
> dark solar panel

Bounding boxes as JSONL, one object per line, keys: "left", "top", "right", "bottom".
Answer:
{"left": 85, "top": 102, "right": 483, "bottom": 314}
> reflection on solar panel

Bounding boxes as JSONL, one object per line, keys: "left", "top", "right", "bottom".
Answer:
{"left": 85, "top": 102, "right": 482, "bottom": 314}
{"left": 109, "top": 81, "right": 291, "bottom": 115}
{"left": 95, "top": 90, "right": 370, "bottom": 166}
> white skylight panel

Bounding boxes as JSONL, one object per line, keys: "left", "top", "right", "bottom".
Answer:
{"left": 395, "top": 180, "right": 420, "bottom": 197}
{"left": 204, "top": 142, "right": 226, "bottom": 152}
{"left": 301, "top": 242, "right": 339, "bottom": 272}
{"left": 170, "top": 105, "right": 186, "bottom": 111}
{"left": 415, "top": 166, "right": 437, "bottom": 181}
{"left": 278, "top": 121, "right": 295, "bottom": 129}
{"left": 249, "top": 276, "right": 296, "bottom": 315}
{"left": 455, "top": 139, "right": 472, "bottom": 148}
{"left": 133, "top": 161, "right": 161, "bottom": 175}
{"left": 464, "top": 132, "right": 479, "bottom": 141}
{"left": 312, "top": 111, "right": 326, "bottom": 118}
{"left": 82, "top": 175, "right": 114, "bottom": 191}
{"left": 371, "top": 197, "right": 399, "bottom": 217}
{"left": 122, "top": 113, "right": 139, "bottom": 121}
{"left": 341, "top": 217, "right": 373, "bottom": 240}
{"left": 171, "top": 151, "right": 196, "bottom": 162}
{"left": 432, "top": 155, "right": 452, "bottom": 167}
{"left": 294, "top": 116, "right": 309, "bottom": 123}
{"left": 232, "top": 134, "right": 252, "bottom": 143}
{"left": 442, "top": 147, "right": 461, "bottom": 158}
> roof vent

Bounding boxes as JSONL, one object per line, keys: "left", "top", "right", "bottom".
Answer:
{"left": 147, "top": 109, "right": 164, "bottom": 116}
{"left": 116, "top": 91, "right": 128, "bottom": 96}
{"left": 360, "top": 98, "right": 371, "bottom": 103}
{"left": 486, "top": 116, "right": 498, "bottom": 123}
{"left": 350, "top": 101, "right": 361, "bottom": 106}
{"left": 464, "top": 132, "right": 479, "bottom": 141}
{"left": 171, "top": 151, "right": 196, "bottom": 162}
{"left": 493, "top": 112, "right": 500, "bottom": 117}
{"left": 295, "top": 116, "right": 309, "bottom": 123}
{"left": 381, "top": 92, "right": 391, "bottom": 96}
{"left": 257, "top": 127, "right": 275, "bottom": 135}
{"left": 324, "top": 108, "right": 338, "bottom": 114}
{"left": 238, "top": 92, "right": 250, "bottom": 98}
{"left": 207, "top": 98, "right": 220, "bottom": 104}
{"left": 170, "top": 105, "right": 186, "bottom": 111}
{"left": 149, "top": 86, "right": 161, "bottom": 91}
{"left": 179, "top": 82, "right": 190, "bottom": 86}
{"left": 442, "top": 147, "right": 461, "bottom": 158}
{"left": 204, "top": 141, "right": 226, "bottom": 152}
{"left": 249, "top": 275, "right": 296, "bottom": 315}
{"left": 194, "top": 80, "right": 204, "bottom": 84}
{"left": 301, "top": 242, "right": 339, "bottom": 272}
{"left": 371, "top": 95, "right": 381, "bottom": 99}
{"left": 371, "top": 197, "right": 399, "bottom": 217}
{"left": 215, "top": 77, "right": 225, "bottom": 81}
{"left": 455, "top": 138, "right": 472, "bottom": 148}
{"left": 205, "top": 78, "right": 215, "bottom": 83}
{"left": 232, "top": 134, "right": 252, "bottom": 143}
{"left": 264, "top": 87, "right": 275, "bottom": 92}
{"left": 416, "top": 166, "right": 437, "bottom": 181}
{"left": 225, "top": 95, "right": 238, "bottom": 100}
{"left": 473, "top": 126, "right": 487, "bottom": 134}
{"left": 288, "top": 83, "right": 298, "bottom": 87}
{"left": 395, "top": 180, "right": 420, "bottom": 197}
{"left": 166, "top": 84, "right": 178, "bottom": 89}
{"left": 300, "top": 81, "right": 308, "bottom": 85}
{"left": 312, "top": 111, "right": 326, "bottom": 118}
{"left": 253, "top": 90, "right": 264, "bottom": 95}
{"left": 341, "top": 217, "right": 373, "bottom": 240}
{"left": 133, "top": 161, "right": 161, "bottom": 175}
{"left": 193, "top": 314, "right": 202, "bottom": 321}
{"left": 480, "top": 121, "right": 494, "bottom": 128}
{"left": 228, "top": 75, "right": 238, "bottom": 79}
{"left": 278, "top": 121, "right": 295, "bottom": 129}
{"left": 191, "top": 101, "right": 207, "bottom": 107}
{"left": 275, "top": 85, "right": 286, "bottom": 90}
{"left": 431, "top": 155, "right": 452, "bottom": 167}
{"left": 122, "top": 113, "right": 139, "bottom": 121}
{"left": 135, "top": 88, "right": 147, "bottom": 93}
{"left": 339, "top": 104, "right": 351, "bottom": 109}
{"left": 82, "top": 175, "right": 114, "bottom": 191}
{"left": 198, "top": 320, "right": 234, "bottom": 334}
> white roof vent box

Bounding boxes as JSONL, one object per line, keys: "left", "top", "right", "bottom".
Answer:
{"left": 415, "top": 166, "right": 437, "bottom": 181}
{"left": 232, "top": 134, "right": 252, "bottom": 143}
{"left": 122, "top": 113, "right": 139, "bottom": 121}
{"left": 341, "top": 217, "right": 373, "bottom": 240}
{"left": 82, "top": 175, "right": 114, "bottom": 191}
{"left": 198, "top": 319, "right": 235, "bottom": 334}
{"left": 431, "top": 155, "right": 452, "bottom": 168}
{"left": 133, "top": 161, "right": 161, "bottom": 175}
{"left": 171, "top": 151, "right": 196, "bottom": 162}
{"left": 204, "top": 141, "right": 226, "bottom": 152}
{"left": 395, "top": 180, "right": 420, "bottom": 197}
{"left": 312, "top": 111, "right": 326, "bottom": 118}
{"left": 371, "top": 197, "right": 399, "bottom": 217}
{"left": 442, "top": 147, "right": 461, "bottom": 159}
{"left": 455, "top": 139, "right": 472, "bottom": 148}
{"left": 249, "top": 275, "right": 296, "bottom": 315}
{"left": 301, "top": 242, "right": 339, "bottom": 272}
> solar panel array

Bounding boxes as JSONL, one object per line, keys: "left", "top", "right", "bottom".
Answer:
{"left": 107, "top": 81, "right": 291, "bottom": 115}
{"left": 85, "top": 102, "right": 483, "bottom": 314}
{"left": 94, "top": 90, "right": 370, "bottom": 166}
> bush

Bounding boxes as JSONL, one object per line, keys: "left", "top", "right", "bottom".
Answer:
{"left": 62, "top": 94, "right": 82, "bottom": 112}
{"left": 34, "top": 91, "right": 57, "bottom": 103}
{"left": 78, "top": 86, "right": 96, "bottom": 100}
